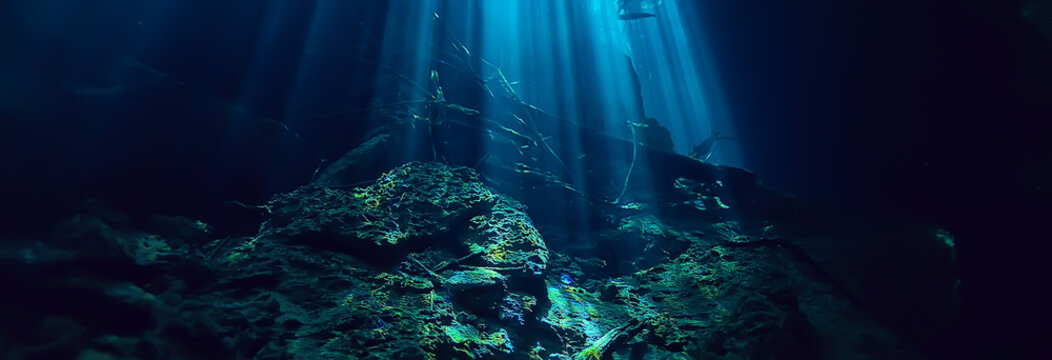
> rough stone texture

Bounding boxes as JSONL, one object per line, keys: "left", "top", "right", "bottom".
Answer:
{"left": 1, "top": 161, "right": 957, "bottom": 360}
{"left": 462, "top": 198, "right": 549, "bottom": 276}
{"left": 268, "top": 162, "right": 498, "bottom": 246}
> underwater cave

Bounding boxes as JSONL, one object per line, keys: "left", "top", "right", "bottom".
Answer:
{"left": 1, "top": 0, "right": 1050, "bottom": 359}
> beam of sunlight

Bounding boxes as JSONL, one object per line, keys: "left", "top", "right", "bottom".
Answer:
{"left": 368, "top": 0, "right": 737, "bottom": 162}
{"left": 359, "top": 0, "right": 738, "bottom": 243}
{"left": 621, "top": 0, "right": 742, "bottom": 165}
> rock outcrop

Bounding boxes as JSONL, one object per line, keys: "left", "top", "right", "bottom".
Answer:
{"left": 1, "top": 160, "right": 958, "bottom": 359}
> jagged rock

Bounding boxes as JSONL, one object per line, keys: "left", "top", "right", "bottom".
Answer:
{"left": 587, "top": 214, "right": 696, "bottom": 276}
{"left": 3, "top": 160, "right": 957, "bottom": 360}
{"left": 261, "top": 162, "right": 548, "bottom": 277}
{"left": 209, "top": 162, "right": 551, "bottom": 359}
{"left": 268, "top": 162, "right": 498, "bottom": 247}
{"left": 462, "top": 198, "right": 549, "bottom": 276}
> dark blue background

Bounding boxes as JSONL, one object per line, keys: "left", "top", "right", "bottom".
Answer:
{"left": 2, "top": 1, "right": 1049, "bottom": 358}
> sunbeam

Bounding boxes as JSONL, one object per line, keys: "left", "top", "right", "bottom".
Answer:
{"left": 3, "top": 0, "right": 1011, "bottom": 358}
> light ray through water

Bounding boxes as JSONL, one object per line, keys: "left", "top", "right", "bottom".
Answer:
{"left": 353, "top": 0, "right": 740, "bottom": 245}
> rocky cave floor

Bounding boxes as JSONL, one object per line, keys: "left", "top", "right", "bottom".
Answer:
{"left": 0, "top": 159, "right": 961, "bottom": 360}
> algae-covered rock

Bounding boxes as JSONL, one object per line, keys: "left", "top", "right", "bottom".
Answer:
{"left": 439, "top": 322, "right": 514, "bottom": 358}
{"left": 6, "top": 160, "right": 954, "bottom": 360}
{"left": 441, "top": 267, "right": 507, "bottom": 291}
{"left": 260, "top": 162, "right": 550, "bottom": 274}
{"left": 590, "top": 214, "right": 696, "bottom": 276}
{"left": 672, "top": 177, "right": 735, "bottom": 213}
{"left": 463, "top": 198, "right": 550, "bottom": 276}
{"left": 207, "top": 162, "right": 552, "bottom": 359}
{"left": 267, "top": 161, "right": 497, "bottom": 247}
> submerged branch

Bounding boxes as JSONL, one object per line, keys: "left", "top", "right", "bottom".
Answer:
{"left": 572, "top": 318, "right": 646, "bottom": 360}
{"left": 447, "top": 36, "right": 569, "bottom": 174}
{"left": 614, "top": 126, "right": 639, "bottom": 205}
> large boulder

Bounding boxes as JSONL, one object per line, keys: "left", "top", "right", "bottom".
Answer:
{"left": 259, "top": 162, "right": 548, "bottom": 277}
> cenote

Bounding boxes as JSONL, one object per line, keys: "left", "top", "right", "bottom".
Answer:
{"left": 2, "top": 1, "right": 1050, "bottom": 359}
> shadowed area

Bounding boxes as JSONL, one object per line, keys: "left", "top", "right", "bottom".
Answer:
{"left": 1, "top": 0, "right": 1048, "bottom": 359}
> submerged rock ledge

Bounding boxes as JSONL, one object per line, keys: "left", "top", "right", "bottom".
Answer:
{"left": 2, "top": 161, "right": 957, "bottom": 359}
